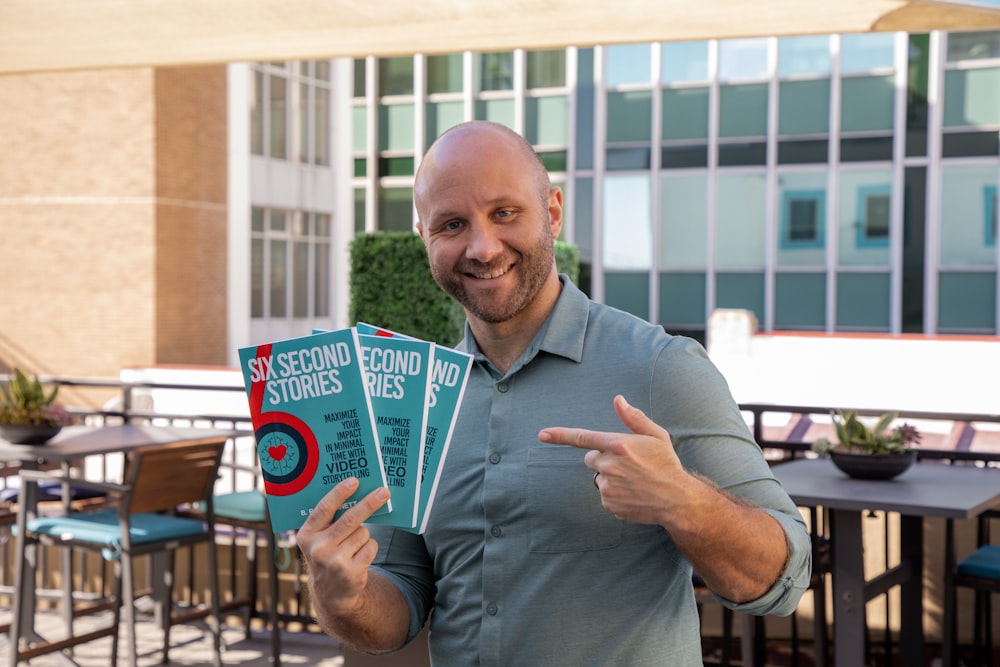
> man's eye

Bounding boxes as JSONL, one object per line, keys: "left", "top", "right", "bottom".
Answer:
{"left": 444, "top": 220, "right": 463, "bottom": 231}
{"left": 496, "top": 210, "right": 513, "bottom": 219}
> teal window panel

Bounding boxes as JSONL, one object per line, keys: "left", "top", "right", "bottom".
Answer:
{"left": 426, "top": 101, "right": 465, "bottom": 147}
{"left": 775, "top": 273, "right": 826, "bottom": 330}
{"left": 607, "top": 90, "right": 652, "bottom": 142}
{"left": 576, "top": 48, "right": 595, "bottom": 171}
{"left": 478, "top": 52, "right": 514, "bottom": 91}
{"left": 986, "top": 186, "right": 997, "bottom": 246}
{"left": 841, "top": 75, "right": 895, "bottom": 132}
{"left": 660, "top": 173, "right": 708, "bottom": 270}
{"left": 719, "top": 38, "right": 769, "bottom": 81}
{"left": 353, "top": 189, "right": 365, "bottom": 234}
{"left": 659, "top": 272, "right": 707, "bottom": 327}
{"left": 352, "top": 105, "right": 367, "bottom": 153}
{"left": 940, "top": 164, "right": 998, "bottom": 265}
{"left": 716, "top": 172, "right": 766, "bottom": 268}
{"left": 778, "top": 79, "right": 830, "bottom": 136}
{"left": 947, "top": 31, "right": 1000, "bottom": 63}
{"left": 605, "top": 271, "right": 650, "bottom": 320}
{"left": 661, "top": 87, "right": 709, "bottom": 140}
{"left": 719, "top": 84, "right": 768, "bottom": 138}
{"left": 606, "top": 147, "right": 650, "bottom": 170}
{"left": 353, "top": 58, "right": 366, "bottom": 98}
{"left": 378, "top": 57, "right": 414, "bottom": 96}
{"left": 854, "top": 184, "right": 892, "bottom": 249}
{"left": 943, "top": 67, "right": 1000, "bottom": 128}
{"left": 377, "top": 187, "right": 414, "bottom": 232}
{"left": 836, "top": 272, "right": 890, "bottom": 331}
{"left": 538, "top": 151, "right": 567, "bottom": 173}
{"left": 574, "top": 177, "right": 594, "bottom": 263}
{"left": 377, "top": 156, "right": 414, "bottom": 177}
{"left": 841, "top": 33, "right": 895, "bottom": 73}
{"left": 606, "top": 43, "right": 652, "bottom": 86}
{"left": 525, "top": 95, "right": 569, "bottom": 146}
{"left": 353, "top": 157, "right": 366, "bottom": 178}
{"left": 938, "top": 272, "right": 997, "bottom": 332}
{"left": 427, "top": 54, "right": 463, "bottom": 94}
{"left": 527, "top": 49, "right": 566, "bottom": 89}
{"left": 661, "top": 41, "right": 709, "bottom": 84}
{"left": 716, "top": 272, "right": 765, "bottom": 324}
{"left": 377, "top": 103, "right": 415, "bottom": 152}
{"left": 778, "top": 35, "right": 832, "bottom": 76}
{"left": 474, "top": 98, "right": 516, "bottom": 129}
{"left": 781, "top": 189, "right": 826, "bottom": 249}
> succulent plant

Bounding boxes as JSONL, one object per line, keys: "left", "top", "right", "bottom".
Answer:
{"left": 0, "top": 368, "right": 73, "bottom": 426}
{"left": 811, "top": 409, "right": 921, "bottom": 457}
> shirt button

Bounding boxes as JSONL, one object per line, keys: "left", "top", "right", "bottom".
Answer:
{"left": 497, "top": 382, "right": 508, "bottom": 393}
{"left": 489, "top": 453, "right": 501, "bottom": 464}
{"left": 490, "top": 525, "right": 502, "bottom": 537}
{"left": 486, "top": 602, "right": 498, "bottom": 615}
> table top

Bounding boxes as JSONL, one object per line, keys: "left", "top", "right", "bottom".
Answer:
{"left": 771, "top": 457, "right": 1000, "bottom": 520}
{"left": 0, "top": 423, "right": 246, "bottom": 462}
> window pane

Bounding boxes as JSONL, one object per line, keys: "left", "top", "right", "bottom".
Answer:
{"left": 659, "top": 173, "right": 707, "bottom": 269}
{"left": 841, "top": 75, "right": 895, "bottom": 132}
{"left": 315, "top": 240, "right": 330, "bottom": 317}
{"left": 299, "top": 83, "right": 309, "bottom": 163}
{"left": 836, "top": 272, "right": 890, "bottom": 330}
{"left": 251, "top": 237, "right": 263, "bottom": 317}
{"left": 662, "top": 40, "right": 709, "bottom": 83}
{"left": 719, "top": 84, "right": 768, "bottom": 138}
{"left": 527, "top": 50, "right": 566, "bottom": 88}
{"left": 525, "top": 95, "right": 569, "bottom": 145}
{"left": 478, "top": 52, "right": 514, "bottom": 91}
{"left": 607, "top": 90, "right": 652, "bottom": 142}
{"left": 378, "top": 187, "right": 414, "bottom": 232}
{"left": 939, "top": 164, "right": 998, "bottom": 266}
{"left": 354, "top": 188, "right": 366, "bottom": 234}
{"left": 716, "top": 272, "right": 765, "bottom": 323}
{"left": 943, "top": 67, "right": 1000, "bottom": 128}
{"left": 269, "top": 239, "right": 287, "bottom": 317}
{"left": 269, "top": 74, "right": 287, "bottom": 159}
{"left": 353, "top": 58, "right": 366, "bottom": 98}
{"left": 574, "top": 177, "right": 594, "bottom": 263}
{"left": 662, "top": 87, "right": 709, "bottom": 140}
{"left": 778, "top": 79, "right": 830, "bottom": 135}
{"left": 947, "top": 31, "right": 1000, "bottom": 63}
{"left": 718, "top": 38, "right": 769, "bottom": 81}
{"left": 777, "top": 171, "right": 827, "bottom": 267}
{"left": 379, "top": 57, "right": 414, "bottom": 96}
{"left": 774, "top": 272, "right": 826, "bottom": 329}
{"left": 474, "top": 98, "right": 516, "bottom": 128}
{"left": 353, "top": 105, "right": 367, "bottom": 153}
{"left": 251, "top": 70, "right": 264, "bottom": 155}
{"left": 427, "top": 54, "right": 463, "bottom": 94}
{"left": 426, "top": 100, "right": 465, "bottom": 147}
{"left": 938, "top": 272, "right": 997, "bottom": 332}
{"left": 659, "top": 272, "right": 706, "bottom": 327}
{"left": 377, "top": 103, "right": 415, "bottom": 152}
{"left": 716, "top": 172, "right": 766, "bottom": 268}
{"left": 841, "top": 33, "right": 895, "bottom": 72}
{"left": 606, "top": 43, "right": 651, "bottom": 86}
{"left": 839, "top": 169, "right": 892, "bottom": 265}
{"left": 605, "top": 272, "right": 649, "bottom": 320}
{"left": 778, "top": 35, "right": 831, "bottom": 76}
{"left": 293, "top": 239, "right": 309, "bottom": 317}
{"left": 315, "top": 61, "right": 330, "bottom": 81}
{"left": 603, "top": 175, "right": 652, "bottom": 269}
{"left": 314, "top": 87, "right": 330, "bottom": 165}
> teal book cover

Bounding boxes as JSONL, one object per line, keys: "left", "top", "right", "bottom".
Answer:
{"left": 238, "top": 327, "right": 390, "bottom": 532}
{"left": 355, "top": 323, "right": 473, "bottom": 534}
{"left": 358, "top": 332, "right": 433, "bottom": 530}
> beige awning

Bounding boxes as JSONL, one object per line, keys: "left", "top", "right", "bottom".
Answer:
{"left": 2, "top": 0, "right": 1000, "bottom": 75}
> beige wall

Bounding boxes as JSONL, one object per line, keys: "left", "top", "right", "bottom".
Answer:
{"left": 0, "top": 65, "right": 228, "bottom": 381}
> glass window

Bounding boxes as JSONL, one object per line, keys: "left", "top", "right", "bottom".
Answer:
{"left": 606, "top": 43, "right": 651, "bottom": 86}
{"left": 314, "top": 86, "right": 330, "bottom": 166}
{"left": 251, "top": 69, "right": 264, "bottom": 155}
{"left": 838, "top": 169, "right": 892, "bottom": 266}
{"left": 662, "top": 87, "right": 709, "bottom": 140}
{"left": 269, "top": 74, "right": 288, "bottom": 159}
{"left": 605, "top": 272, "right": 650, "bottom": 320}
{"left": 427, "top": 54, "right": 464, "bottom": 94}
{"left": 716, "top": 272, "right": 765, "bottom": 323}
{"left": 426, "top": 101, "right": 465, "bottom": 147}
{"left": 378, "top": 187, "right": 414, "bottom": 232}
{"left": 943, "top": 67, "right": 1000, "bottom": 128}
{"left": 938, "top": 272, "right": 997, "bottom": 332}
{"left": 659, "top": 173, "right": 707, "bottom": 270}
{"left": 607, "top": 91, "right": 652, "bottom": 142}
{"left": 478, "top": 52, "right": 514, "bottom": 91}
{"left": 841, "top": 75, "right": 895, "bottom": 132}
{"left": 659, "top": 272, "right": 706, "bottom": 328}
{"left": 947, "top": 30, "right": 1000, "bottom": 63}
{"left": 778, "top": 79, "right": 830, "bottom": 135}
{"left": 576, "top": 48, "right": 596, "bottom": 171}
{"left": 352, "top": 105, "right": 367, "bottom": 153}
{"left": 840, "top": 33, "right": 895, "bottom": 73}
{"left": 718, "top": 38, "right": 769, "bottom": 81}
{"left": 353, "top": 58, "right": 367, "bottom": 98}
{"left": 474, "top": 98, "right": 516, "bottom": 128}
{"left": 574, "top": 177, "right": 594, "bottom": 263}
{"left": 527, "top": 50, "right": 566, "bottom": 88}
{"left": 661, "top": 40, "right": 709, "bottom": 83}
{"left": 269, "top": 237, "right": 287, "bottom": 317}
{"left": 774, "top": 272, "right": 826, "bottom": 329}
{"left": 716, "top": 172, "right": 766, "bottom": 268}
{"left": 777, "top": 170, "right": 827, "bottom": 267}
{"left": 377, "top": 103, "right": 415, "bottom": 152}
{"left": 525, "top": 95, "right": 569, "bottom": 146}
{"left": 379, "top": 57, "right": 414, "bottom": 96}
{"left": 939, "top": 164, "right": 998, "bottom": 266}
{"left": 603, "top": 174, "right": 652, "bottom": 269}
{"left": 719, "top": 84, "right": 768, "bottom": 138}
{"left": 298, "top": 83, "right": 309, "bottom": 164}
{"left": 778, "top": 35, "right": 831, "bottom": 76}
{"left": 354, "top": 188, "right": 366, "bottom": 234}
{"left": 836, "top": 273, "right": 890, "bottom": 331}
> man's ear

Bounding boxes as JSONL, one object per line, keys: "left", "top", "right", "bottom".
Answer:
{"left": 548, "top": 187, "right": 564, "bottom": 238}
{"left": 415, "top": 221, "right": 426, "bottom": 240}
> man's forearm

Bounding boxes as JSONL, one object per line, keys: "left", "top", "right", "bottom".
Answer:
{"left": 310, "top": 570, "right": 412, "bottom": 654}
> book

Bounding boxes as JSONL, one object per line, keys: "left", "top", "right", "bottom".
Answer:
{"left": 238, "top": 327, "right": 391, "bottom": 532}
{"left": 355, "top": 323, "right": 473, "bottom": 533}
{"left": 356, "top": 333, "right": 434, "bottom": 530}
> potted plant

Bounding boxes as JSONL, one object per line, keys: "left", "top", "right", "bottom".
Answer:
{"left": 0, "top": 368, "right": 75, "bottom": 444}
{"left": 811, "top": 409, "right": 921, "bottom": 480}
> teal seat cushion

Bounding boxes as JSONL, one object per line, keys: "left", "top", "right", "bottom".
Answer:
{"left": 200, "top": 490, "right": 267, "bottom": 523}
{"left": 27, "top": 509, "right": 208, "bottom": 560}
{"left": 958, "top": 545, "right": 1000, "bottom": 580}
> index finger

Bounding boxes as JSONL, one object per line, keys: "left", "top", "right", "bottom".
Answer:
{"left": 537, "top": 425, "right": 613, "bottom": 452}
{"left": 299, "top": 477, "right": 391, "bottom": 534}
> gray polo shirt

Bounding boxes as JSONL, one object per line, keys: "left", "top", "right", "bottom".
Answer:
{"left": 370, "top": 277, "right": 811, "bottom": 666}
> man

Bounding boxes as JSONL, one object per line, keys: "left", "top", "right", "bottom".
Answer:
{"left": 298, "top": 121, "right": 811, "bottom": 665}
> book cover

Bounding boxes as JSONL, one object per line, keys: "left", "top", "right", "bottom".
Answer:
{"left": 355, "top": 323, "right": 473, "bottom": 533}
{"left": 357, "top": 333, "right": 434, "bottom": 530}
{"left": 238, "top": 327, "right": 390, "bottom": 532}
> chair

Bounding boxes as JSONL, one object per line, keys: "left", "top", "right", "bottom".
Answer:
{"left": 11, "top": 437, "right": 227, "bottom": 667}
{"left": 942, "top": 509, "right": 1000, "bottom": 667}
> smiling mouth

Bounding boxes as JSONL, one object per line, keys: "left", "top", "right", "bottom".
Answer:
{"left": 467, "top": 263, "right": 514, "bottom": 280}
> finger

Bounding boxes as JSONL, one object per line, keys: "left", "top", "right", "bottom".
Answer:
{"left": 612, "top": 395, "right": 669, "bottom": 441}
{"left": 299, "top": 478, "right": 390, "bottom": 534}
{"left": 537, "top": 424, "right": 612, "bottom": 452}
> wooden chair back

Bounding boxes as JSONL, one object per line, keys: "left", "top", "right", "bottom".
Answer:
{"left": 121, "top": 438, "right": 226, "bottom": 515}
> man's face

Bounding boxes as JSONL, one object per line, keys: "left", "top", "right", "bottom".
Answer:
{"left": 415, "top": 130, "right": 562, "bottom": 325}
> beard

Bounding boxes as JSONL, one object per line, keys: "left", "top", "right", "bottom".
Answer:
{"left": 430, "top": 231, "right": 555, "bottom": 324}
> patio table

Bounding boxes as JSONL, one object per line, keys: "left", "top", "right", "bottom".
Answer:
{"left": 771, "top": 457, "right": 1000, "bottom": 667}
{"left": 2, "top": 423, "right": 244, "bottom": 667}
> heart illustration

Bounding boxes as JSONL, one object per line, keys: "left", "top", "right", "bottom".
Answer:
{"left": 268, "top": 444, "right": 287, "bottom": 461}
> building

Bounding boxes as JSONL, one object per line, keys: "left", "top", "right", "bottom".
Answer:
{"left": 1, "top": 29, "right": 998, "bottom": 379}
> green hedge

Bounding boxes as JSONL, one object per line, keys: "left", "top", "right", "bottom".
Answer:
{"left": 349, "top": 231, "right": 579, "bottom": 346}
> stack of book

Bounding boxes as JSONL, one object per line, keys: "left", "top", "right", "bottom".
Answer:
{"left": 238, "top": 323, "right": 472, "bottom": 533}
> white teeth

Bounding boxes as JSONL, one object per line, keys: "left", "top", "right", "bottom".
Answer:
{"left": 472, "top": 266, "right": 510, "bottom": 280}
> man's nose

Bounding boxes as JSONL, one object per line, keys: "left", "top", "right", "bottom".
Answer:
{"left": 466, "top": 220, "right": 503, "bottom": 262}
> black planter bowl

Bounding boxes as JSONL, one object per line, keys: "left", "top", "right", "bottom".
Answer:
{"left": 0, "top": 423, "right": 63, "bottom": 445}
{"left": 829, "top": 449, "right": 917, "bottom": 481}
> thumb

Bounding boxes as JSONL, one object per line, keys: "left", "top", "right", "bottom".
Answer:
{"left": 613, "top": 395, "right": 669, "bottom": 440}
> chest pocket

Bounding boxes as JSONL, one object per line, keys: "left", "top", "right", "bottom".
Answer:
{"left": 526, "top": 447, "right": 623, "bottom": 553}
